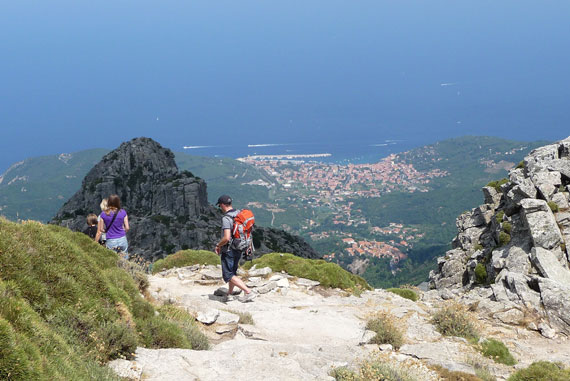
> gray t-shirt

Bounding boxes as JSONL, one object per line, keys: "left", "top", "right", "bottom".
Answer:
{"left": 221, "top": 210, "right": 237, "bottom": 251}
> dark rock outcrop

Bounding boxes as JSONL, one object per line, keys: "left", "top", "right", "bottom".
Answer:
{"left": 429, "top": 136, "right": 570, "bottom": 336}
{"left": 52, "top": 137, "right": 319, "bottom": 261}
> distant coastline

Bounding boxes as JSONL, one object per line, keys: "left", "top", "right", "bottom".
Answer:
{"left": 237, "top": 153, "right": 332, "bottom": 161}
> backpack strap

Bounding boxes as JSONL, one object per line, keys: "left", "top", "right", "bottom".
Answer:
{"left": 104, "top": 209, "right": 120, "bottom": 233}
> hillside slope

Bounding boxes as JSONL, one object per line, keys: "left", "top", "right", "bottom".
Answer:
{"left": 0, "top": 218, "right": 207, "bottom": 380}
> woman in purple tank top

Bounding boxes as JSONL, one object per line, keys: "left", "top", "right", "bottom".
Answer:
{"left": 95, "top": 194, "right": 130, "bottom": 258}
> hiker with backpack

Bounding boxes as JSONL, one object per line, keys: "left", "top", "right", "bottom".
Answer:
{"left": 215, "top": 195, "right": 257, "bottom": 303}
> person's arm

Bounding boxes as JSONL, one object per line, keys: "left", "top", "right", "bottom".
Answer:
{"left": 123, "top": 214, "right": 130, "bottom": 232}
{"left": 95, "top": 218, "right": 105, "bottom": 242}
{"left": 215, "top": 229, "right": 231, "bottom": 255}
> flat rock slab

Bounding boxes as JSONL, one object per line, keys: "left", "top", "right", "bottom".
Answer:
{"left": 399, "top": 342, "right": 475, "bottom": 375}
{"left": 296, "top": 278, "right": 320, "bottom": 287}
{"left": 197, "top": 309, "right": 220, "bottom": 325}
{"left": 201, "top": 269, "right": 223, "bottom": 280}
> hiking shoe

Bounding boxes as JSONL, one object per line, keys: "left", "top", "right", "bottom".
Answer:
{"left": 238, "top": 291, "right": 257, "bottom": 303}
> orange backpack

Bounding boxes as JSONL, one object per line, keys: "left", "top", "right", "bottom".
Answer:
{"left": 230, "top": 209, "right": 255, "bottom": 253}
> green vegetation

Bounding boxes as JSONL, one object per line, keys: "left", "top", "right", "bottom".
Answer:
{"left": 0, "top": 218, "right": 208, "bottom": 380}
{"left": 152, "top": 250, "right": 220, "bottom": 274}
{"left": 516, "top": 160, "right": 525, "bottom": 169}
{"left": 498, "top": 232, "right": 511, "bottom": 247}
{"left": 475, "top": 263, "right": 487, "bottom": 284}
{"left": 502, "top": 221, "right": 512, "bottom": 234}
{"left": 431, "top": 303, "right": 480, "bottom": 341}
{"left": 487, "top": 178, "right": 508, "bottom": 192}
{"left": 365, "top": 313, "right": 404, "bottom": 349}
{"left": 330, "top": 354, "right": 418, "bottom": 381}
{"left": 495, "top": 210, "right": 505, "bottom": 223}
{"left": 243, "top": 253, "right": 371, "bottom": 293}
{"left": 386, "top": 288, "right": 419, "bottom": 302}
{"left": 548, "top": 201, "right": 560, "bottom": 213}
{"left": 508, "top": 361, "right": 570, "bottom": 381}
{"left": 478, "top": 339, "right": 516, "bottom": 365}
{"left": 466, "top": 357, "right": 497, "bottom": 381}
{"left": 157, "top": 305, "right": 210, "bottom": 350}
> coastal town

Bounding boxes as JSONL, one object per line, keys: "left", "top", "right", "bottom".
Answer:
{"left": 240, "top": 154, "right": 445, "bottom": 266}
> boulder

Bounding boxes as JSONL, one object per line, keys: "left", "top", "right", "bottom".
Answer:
{"left": 248, "top": 267, "right": 272, "bottom": 277}
{"left": 530, "top": 247, "right": 570, "bottom": 283}
{"left": 216, "top": 311, "right": 240, "bottom": 325}
{"left": 538, "top": 278, "right": 570, "bottom": 334}
{"left": 256, "top": 281, "right": 278, "bottom": 294}
{"left": 551, "top": 192, "right": 570, "bottom": 210}
{"left": 482, "top": 186, "right": 502, "bottom": 205}
{"left": 521, "top": 199, "right": 563, "bottom": 250}
{"left": 531, "top": 171, "right": 561, "bottom": 200}
{"left": 197, "top": 309, "right": 220, "bottom": 325}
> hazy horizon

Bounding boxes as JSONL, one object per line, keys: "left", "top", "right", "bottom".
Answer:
{"left": 1, "top": 1, "right": 569, "bottom": 172}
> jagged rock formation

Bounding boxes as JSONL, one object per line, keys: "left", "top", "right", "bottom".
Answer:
{"left": 430, "top": 136, "right": 570, "bottom": 336}
{"left": 51, "top": 137, "right": 319, "bottom": 261}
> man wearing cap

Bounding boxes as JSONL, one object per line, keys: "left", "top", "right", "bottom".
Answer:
{"left": 215, "top": 195, "right": 257, "bottom": 303}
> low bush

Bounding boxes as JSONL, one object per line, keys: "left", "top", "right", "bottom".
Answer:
{"left": 495, "top": 210, "right": 505, "bottom": 223}
{"left": 365, "top": 313, "right": 404, "bottom": 349}
{"left": 508, "top": 361, "right": 570, "bottom": 381}
{"left": 431, "top": 303, "right": 480, "bottom": 341}
{"left": 516, "top": 160, "right": 525, "bottom": 169}
{"left": 475, "top": 263, "right": 487, "bottom": 284}
{"left": 478, "top": 338, "right": 516, "bottom": 365}
{"left": 243, "top": 253, "right": 371, "bottom": 293}
{"left": 386, "top": 288, "right": 419, "bottom": 302}
{"left": 498, "top": 232, "right": 511, "bottom": 247}
{"left": 152, "top": 250, "right": 220, "bottom": 274}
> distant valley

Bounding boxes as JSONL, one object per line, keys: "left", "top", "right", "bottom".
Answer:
{"left": 0, "top": 136, "right": 548, "bottom": 287}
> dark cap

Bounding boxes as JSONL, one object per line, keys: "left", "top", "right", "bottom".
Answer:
{"left": 216, "top": 195, "right": 232, "bottom": 206}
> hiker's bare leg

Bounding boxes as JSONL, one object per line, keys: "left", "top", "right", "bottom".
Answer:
{"left": 229, "top": 276, "right": 251, "bottom": 294}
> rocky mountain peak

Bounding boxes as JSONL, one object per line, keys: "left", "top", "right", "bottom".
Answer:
{"left": 52, "top": 137, "right": 319, "bottom": 261}
{"left": 429, "top": 136, "right": 570, "bottom": 337}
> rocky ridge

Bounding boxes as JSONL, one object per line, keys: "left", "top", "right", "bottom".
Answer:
{"left": 429, "top": 136, "right": 570, "bottom": 337}
{"left": 51, "top": 137, "right": 319, "bottom": 261}
{"left": 109, "top": 263, "right": 570, "bottom": 380}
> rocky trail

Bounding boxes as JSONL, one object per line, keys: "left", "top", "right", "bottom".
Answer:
{"left": 109, "top": 264, "right": 570, "bottom": 381}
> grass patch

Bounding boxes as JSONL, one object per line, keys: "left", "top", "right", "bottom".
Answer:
{"left": 0, "top": 218, "right": 201, "bottom": 380}
{"left": 478, "top": 338, "right": 516, "bottom": 365}
{"left": 331, "top": 354, "right": 420, "bottom": 381}
{"left": 365, "top": 312, "right": 404, "bottom": 350}
{"left": 495, "top": 210, "right": 505, "bottom": 223}
{"left": 152, "top": 250, "right": 220, "bottom": 274}
{"left": 508, "top": 361, "right": 570, "bottom": 381}
{"left": 386, "top": 288, "right": 419, "bottom": 302}
{"left": 466, "top": 356, "right": 497, "bottom": 381}
{"left": 548, "top": 201, "right": 560, "bottom": 213}
{"left": 243, "top": 253, "right": 371, "bottom": 293}
{"left": 157, "top": 305, "right": 210, "bottom": 350}
{"left": 430, "top": 364, "right": 483, "bottom": 381}
{"left": 224, "top": 309, "right": 254, "bottom": 325}
{"left": 431, "top": 302, "right": 480, "bottom": 341}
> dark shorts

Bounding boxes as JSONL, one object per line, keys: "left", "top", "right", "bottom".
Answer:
{"left": 221, "top": 249, "right": 242, "bottom": 283}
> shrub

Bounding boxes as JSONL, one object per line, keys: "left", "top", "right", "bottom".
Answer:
{"left": 117, "top": 258, "right": 149, "bottom": 293}
{"left": 474, "top": 263, "right": 487, "bottom": 284}
{"left": 243, "top": 253, "right": 371, "bottom": 293}
{"left": 152, "top": 250, "right": 220, "bottom": 274}
{"left": 474, "top": 243, "right": 484, "bottom": 251}
{"left": 487, "top": 178, "right": 508, "bottom": 192}
{"left": 502, "top": 221, "right": 512, "bottom": 234}
{"left": 516, "top": 160, "right": 525, "bottom": 169}
{"left": 386, "top": 288, "right": 419, "bottom": 302}
{"left": 478, "top": 338, "right": 516, "bottom": 365}
{"left": 431, "top": 303, "right": 479, "bottom": 341}
{"left": 495, "top": 210, "right": 505, "bottom": 223}
{"left": 508, "top": 361, "right": 570, "bottom": 381}
{"left": 365, "top": 313, "right": 404, "bottom": 349}
{"left": 498, "top": 232, "right": 511, "bottom": 247}
{"left": 548, "top": 201, "right": 560, "bottom": 213}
